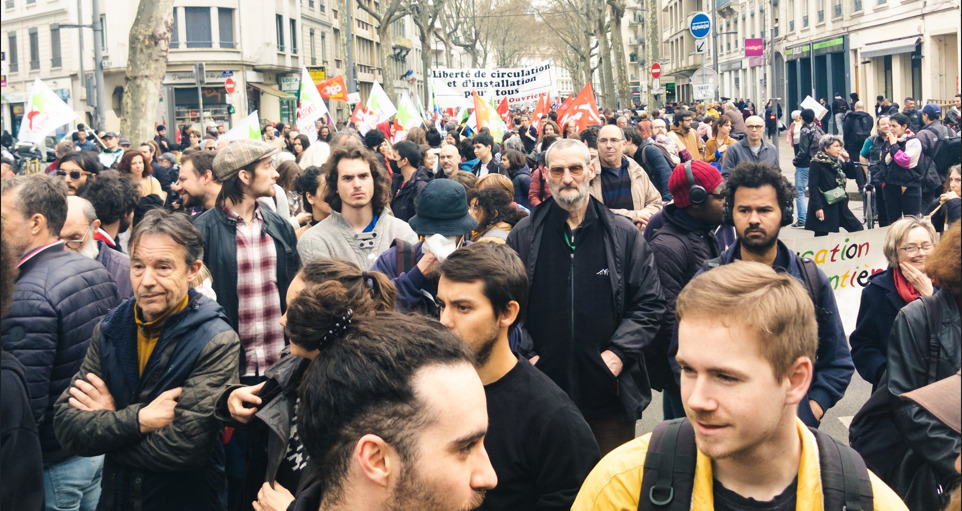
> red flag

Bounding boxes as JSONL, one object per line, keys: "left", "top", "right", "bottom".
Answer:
{"left": 497, "top": 98, "right": 513, "bottom": 129}
{"left": 559, "top": 84, "right": 601, "bottom": 132}
{"left": 531, "top": 93, "right": 550, "bottom": 133}
{"left": 556, "top": 94, "right": 575, "bottom": 122}
{"left": 317, "top": 75, "right": 347, "bottom": 100}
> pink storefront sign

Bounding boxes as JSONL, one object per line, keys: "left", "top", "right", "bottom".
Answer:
{"left": 745, "top": 39, "right": 764, "bottom": 57}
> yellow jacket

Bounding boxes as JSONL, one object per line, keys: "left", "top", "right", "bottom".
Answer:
{"left": 572, "top": 418, "right": 908, "bottom": 511}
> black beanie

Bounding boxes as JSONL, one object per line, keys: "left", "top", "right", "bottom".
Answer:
{"left": 801, "top": 109, "right": 816, "bottom": 124}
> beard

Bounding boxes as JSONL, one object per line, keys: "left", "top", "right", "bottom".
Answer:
{"left": 388, "top": 461, "right": 486, "bottom": 511}
{"left": 739, "top": 225, "right": 779, "bottom": 255}
{"left": 78, "top": 240, "right": 100, "bottom": 260}
{"left": 548, "top": 178, "right": 590, "bottom": 212}
{"left": 470, "top": 323, "right": 502, "bottom": 368}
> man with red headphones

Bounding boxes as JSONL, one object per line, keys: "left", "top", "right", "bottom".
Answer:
{"left": 703, "top": 161, "right": 855, "bottom": 427}
{"left": 647, "top": 161, "right": 727, "bottom": 420}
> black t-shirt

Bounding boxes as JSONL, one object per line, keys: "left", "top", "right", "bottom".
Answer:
{"left": 479, "top": 358, "right": 600, "bottom": 511}
{"left": 713, "top": 476, "right": 798, "bottom": 511}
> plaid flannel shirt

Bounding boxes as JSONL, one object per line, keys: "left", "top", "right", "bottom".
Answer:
{"left": 223, "top": 203, "right": 285, "bottom": 376}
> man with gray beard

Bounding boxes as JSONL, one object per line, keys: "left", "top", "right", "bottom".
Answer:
{"left": 60, "top": 195, "right": 133, "bottom": 297}
{"left": 506, "top": 139, "right": 666, "bottom": 455}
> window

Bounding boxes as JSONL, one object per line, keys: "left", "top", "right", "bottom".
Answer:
{"left": 276, "top": 15, "right": 284, "bottom": 51}
{"left": 309, "top": 0, "right": 314, "bottom": 7}
{"left": 218, "top": 8, "right": 235, "bottom": 49}
{"left": 26, "top": 0, "right": 34, "bottom": 4}
{"left": 803, "top": 14, "right": 808, "bottom": 26}
{"left": 321, "top": 32, "right": 327, "bottom": 63}
{"left": 290, "top": 19, "right": 297, "bottom": 54}
{"left": 817, "top": 9, "right": 824, "bottom": 22}
{"left": 28, "top": 27, "right": 38, "bottom": 70}
{"left": 50, "top": 26, "right": 61, "bottom": 67}
{"left": 310, "top": 29, "right": 316, "bottom": 65}
{"left": 853, "top": 0, "right": 862, "bottom": 11}
{"left": 4, "top": 0, "right": 14, "bottom": 10}
{"left": 833, "top": 0, "right": 842, "bottom": 17}
{"left": 7, "top": 32, "right": 17, "bottom": 73}
{"left": 878, "top": 0, "right": 886, "bottom": 4}
{"left": 320, "top": 0, "right": 325, "bottom": 12}
{"left": 185, "top": 7, "right": 212, "bottom": 48}
{"left": 171, "top": 8, "right": 179, "bottom": 48}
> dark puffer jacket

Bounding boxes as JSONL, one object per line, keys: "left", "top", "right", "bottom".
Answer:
{"left": 54, "top": 289, "right": 240, "bottom": 511}
{"left": 391, "top": 166, "right": 433, "bottom": 222}
{"left": 0, "top": 243, "right": 119, "bottom": 464}
{"left": 849, "top": 268, "right": 905, "bottom": 387}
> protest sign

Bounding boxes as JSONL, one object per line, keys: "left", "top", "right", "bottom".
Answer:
{"left": 429, "top": 61, "right": 556, "bottom": 109}
{"left": 800, "top": 95, "right": 828, "bottom": 120}
{"left": 17, "top": 78, "right": 77, "bottom": 144}
{"left": 783, "top": 226, "right": 890, "bottom": 335}
{"left": 296, "top": 67, "right": 331, "bottom": 142}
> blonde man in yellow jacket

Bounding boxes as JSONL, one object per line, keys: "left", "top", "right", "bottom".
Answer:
{"left": 573, "top": 262, "right": 908, "bottom": 511}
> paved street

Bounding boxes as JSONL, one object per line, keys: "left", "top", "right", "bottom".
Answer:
{"left": 638, "top": 137, "right": 872, "bottom": 443}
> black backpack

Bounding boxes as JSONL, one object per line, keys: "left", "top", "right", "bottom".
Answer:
{"left": 922, "top": 125, "right": 962, "bottom": 179}
{"left": 638, "top": 418, "right": 874, "bottom": 510}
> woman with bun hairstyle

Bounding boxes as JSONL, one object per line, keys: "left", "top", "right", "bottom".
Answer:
{"left": 214, "top": 259, "right": 396, "bottom": 511}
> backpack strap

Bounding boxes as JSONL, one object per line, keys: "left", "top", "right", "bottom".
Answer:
{"left": 700, "top": 256, "right": 721, "bottom": 273}
{"left": 639, "top": 419, "right": 696, "bottom": 511}
{"left": 812, "top": 428, "right": 874, "bottom": 511}
{"left": 392, "top": 238, "right": 417, "bottom": 276}
{"left": 795, "top": 257, "right": 823, "bottom": 310}
{"left": 919, "top": 294, "right": 944, "bottom": 383}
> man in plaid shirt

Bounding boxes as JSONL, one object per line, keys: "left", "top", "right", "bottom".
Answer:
{"left": 192, "top": 139, "right": 301, "bottom": 509}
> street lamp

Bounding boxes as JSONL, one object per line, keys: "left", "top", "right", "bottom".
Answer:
{"left": 52, "top": 0, "right": 106, "bottom": 130}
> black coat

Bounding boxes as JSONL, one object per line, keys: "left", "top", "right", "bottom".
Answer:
{"left": 805, "top": 157, "right": 853, "bottom": 232}
{"left": 0, "top": 244, "right": 119, "bottom": 464}
{"left": 507, "top": 197, "right": 666, "bottom": 419}
{"left": 849, "top": 268, "right": 906, "bottom": 387}
{"left": 391, "top": 166, "right": 432, "bottom": 222}
{"left": 1, "top": 352, "right": 44, "bottom": 511}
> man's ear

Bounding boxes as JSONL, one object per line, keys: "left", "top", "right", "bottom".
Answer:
{"left": 498, "top": 300, "right": 520, "bottom": 329}
{"left": 354, "top": 434, "right": 397, "bottom": 488}
{"left": 784, "top": 356, "right": 813, "bottom": 406}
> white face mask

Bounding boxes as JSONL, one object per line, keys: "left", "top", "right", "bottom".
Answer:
{"left": 422, "top": 234, "right": 462, "bottom": 263}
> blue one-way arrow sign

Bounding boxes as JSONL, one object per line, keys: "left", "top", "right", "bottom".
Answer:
{"left": 689, "top": 12, "right": 712, "bottom": 39}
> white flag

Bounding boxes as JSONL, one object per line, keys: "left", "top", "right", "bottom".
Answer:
{"left": 296, "top": 67, "right": 331, "bottom": 142}
{"left": 17, "top": 78, "right": 78, "bottom": 144}
{"left": 221, "top": 111, "right": 261, "bottom": 141}
{"left": 366, "top": 82, "right": 397, "bottom": 124}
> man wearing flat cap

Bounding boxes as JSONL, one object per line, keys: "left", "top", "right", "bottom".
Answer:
{"left": 192, "top": 139, "right": 301, "bottom": 506}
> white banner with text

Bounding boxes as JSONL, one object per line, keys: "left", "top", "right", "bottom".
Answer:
{"left": 428, "top": 61, "right": 556, "bottom": 109}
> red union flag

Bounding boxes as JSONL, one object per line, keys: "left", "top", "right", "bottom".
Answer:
{"left": 497, "top": 97, "right": 513, "bottom": 129}
{"left": 559, "top": 83, "right": 601, "bottom": 132}
{"left": 317, "top": 75, "right": 347, "bottom": 100}
{"left": 556, "top": 93, "right": 575, "bottom": 121}
{"left": 745, "top": 38, "right": 764, "bottom": 57}
{"left": 531, "top": 93, "right": 550, "bottom": 133}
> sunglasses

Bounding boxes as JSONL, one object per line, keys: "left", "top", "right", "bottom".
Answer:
{"left": 56, "top": 169, "right": 92, "bottom": 180}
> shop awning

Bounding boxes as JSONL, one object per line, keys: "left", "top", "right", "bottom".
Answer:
{"left": 861, "top": 36, "right": 920, "bottom": 59}
{"left": 250, "top": 82, "right": 295, "bottom": 99}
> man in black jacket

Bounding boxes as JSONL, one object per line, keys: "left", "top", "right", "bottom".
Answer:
{"left": 54, "top": 209, "right": 240, "bottom": 511}
{"left": 1, "top": 174, "right": 119, "bottom": 509}
{"left": 390, "top": 140, "right": 431, "bottom": 222}
{"left": 438, "top": 242, "right": 600, "bottom": 510}
{"left": 506, "top": 139, "right": 666, "bottom": 455}
{"left": 648, "top": 161, "right": 724, "bottom": 420}
{"left": 902, "top": 97, "right": 924, "bottom": 134}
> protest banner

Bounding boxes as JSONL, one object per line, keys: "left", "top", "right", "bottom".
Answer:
{"left": 429, "top": 61, "right": 556, "bottom": 109}
{"left": 17, "top": 78, "right": 78, "bottom": 144}
{"left": 317, "top": 75, "right": 348, "bottom": 101}
{"left": 296, "top": 67, "right": 331, "bottom": 142}
{"left": 783, "top": 226, "right": 890, "bottom": 335}
{"left": 221, "top": 110, "right": 261, "bottom": 141}
{"left": 800, "top": 95, "right": 829, "bottom": 120}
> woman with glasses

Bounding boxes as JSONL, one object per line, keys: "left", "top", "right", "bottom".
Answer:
{"left": 805, "top": 134, "right": 864, "bottom": 236}
{"left": 850, "top": 216, "right": 937, "bottom": 389}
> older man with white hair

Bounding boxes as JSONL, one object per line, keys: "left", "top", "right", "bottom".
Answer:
{"left": 721, "top": 115, "right": 781, "bottom": 178}
{"left": 60, "top": 195, "right": 133, "bottom": 297}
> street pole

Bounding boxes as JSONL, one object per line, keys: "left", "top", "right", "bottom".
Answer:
{"left": 770, "top": 11, "right": 778, "bottom": 155}
{"left": 711, "top": 3, "right": 719, "bottom": 102}
{"left": 91, "top": 0, "right": 106, "bottom": 130}
{"left": 346, "top": 0, "right": 357, "bottom": 96}
{"left": 75, "top": 0, "right": 86, "bottom": 121}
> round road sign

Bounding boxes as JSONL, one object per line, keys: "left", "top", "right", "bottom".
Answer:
{"left": 651, "top": 63, "right": 662, "bottom": 79}
{"left": 225, "top": 77, "right": 236, "bottom": 94}
{"left": 689, "top": 12, "right": 712, "bottom": 39}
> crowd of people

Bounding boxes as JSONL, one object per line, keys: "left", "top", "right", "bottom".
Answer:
{"left": 0, "top": 91, "right": 959, "bottom": 511}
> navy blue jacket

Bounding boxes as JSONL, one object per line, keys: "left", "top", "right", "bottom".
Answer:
{"left": 850, "top": 268, "right": 905, "bottom": 387}
{"left": 1, "top": 243, "right": 119, "bottom": 463}
{"left": 54, "top": 289, "right": 240, "bottom": 511}
{"left": 709, "top": 240, "right": 855, "bottom": 426}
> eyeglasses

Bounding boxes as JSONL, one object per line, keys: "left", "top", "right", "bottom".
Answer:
{"left": 56, "top": 169, "right": 91, "bottom": 180}
{"left": 709, "top": 192, "right": 725, "bottom": 200}
{"left": 598, "top": 138, "right": 624, "bottom": 145}
{"left": 898, "top": 243, "right": 934, "bottom": 255}
{"left": 61, "top": 224, "right": 93, "bottom": 250}
{"left": 547, "top": 165, "right": 586, "bottom": 177}
{"left": 745, "top": 125, "right": 765, "bottom": 130}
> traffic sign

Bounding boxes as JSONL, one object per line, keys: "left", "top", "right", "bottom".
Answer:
{"left": 225, "top": 77, "right": 236, "bottom": 94}
{"left": 689, "top": 12, "right": 712, "bottom": 39}
{"left": 695, "top": 39, "right": 708, "bottom": 54}
{"left": 651, "top": 63, "right": 662, "bottom": 79}
{"left": 652, "top": 78, "right": 661, "bottom": 90}
{"left": 221, "top": 70, "right": 234, "bottom": 77}
{"left": 689, "top": 67, "right": 719, "bottom": 86}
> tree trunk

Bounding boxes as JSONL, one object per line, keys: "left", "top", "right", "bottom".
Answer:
{"left": 609, "top": 1, "right": 631, "bottom": 108}
{"left": 119, "top": 0, "right": 174, "bottom": 144}
{"left": 646, "top": 0, "right": 660, "bottom": 109}
{"left": 420, "top": 32, "right": 433, "bottom": 107}
{"left": 378, "top": 23, "right": 397, "bottom": 100}
{"left": 596, "top": 17, "right": 615, "bottom": 110}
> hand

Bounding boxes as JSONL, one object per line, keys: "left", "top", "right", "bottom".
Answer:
{"left": 634, "top": 210, "right": 653, "bottom": 231}
{"left": 601, "top": 350, "right": 624, "bottom": 378}
{"left": 940, "top": 191, "right": 960, "bottom": 203}
{"left": 138, "top": 387, "right": 183, "bottom": 434}
{"left": 228, "top": 382, "right": 266, "bottom": 424}
{"left": 415, "top": 250, "right": 440, "bottom": 279}
{"left": 68, "top": 373, "right": 116, "bottom": 411}
{"left": 899, "top": 262, "right": 934, "bottom": 297}
{"left": 718, "top": 144, "right": 728, "bottom": 152}
{"left": 839, "top": 149, "right": 850, "bottom": 161}
{"left": 887, "top": 132, "right": 898, "bottom": 144}
{"left": 815, "top": 209, "right": 824, "bottom": 221}
{"left": 809, "top": 400, "right": 824, "bottom": 421}
{"left": 295, "top": 212, "right": 313, "bottom": 226}
{"left": 252, "top": 482, "right": 295, "bottom": 511}
{"left": 529, "top": 355, "right": 540, "bottom": 366}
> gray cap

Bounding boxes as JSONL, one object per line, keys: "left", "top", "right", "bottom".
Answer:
{"left": 212, "top": 139, "right": 280, "bottom": 181}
